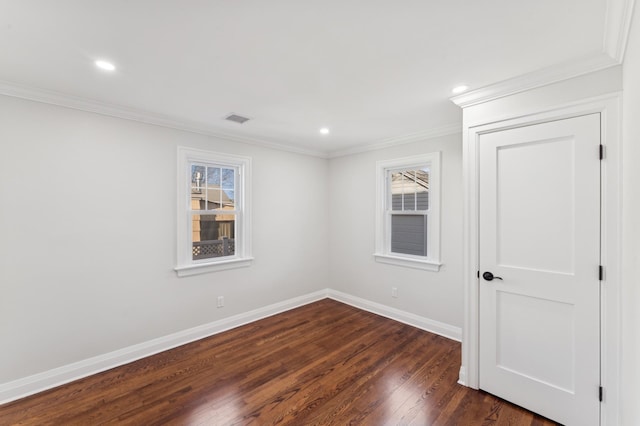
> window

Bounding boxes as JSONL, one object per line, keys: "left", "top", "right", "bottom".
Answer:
{"left": 374, "top": 153, "right": 441, "bottom": 271}
{"left": 175, "top": 147, "right": 252, "bottom": 276}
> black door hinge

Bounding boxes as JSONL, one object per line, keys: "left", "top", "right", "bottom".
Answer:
{"left": 477, "top": 270, "right": 480, "bottom": 278}
{"left": 599, "top": 265, "right": 604, "bottom": 281}
{"left": 599, "top": 386, "right": 604, "bottom": 402}
{"left": 600, "top": 144, "right": 605, "bottom": 160}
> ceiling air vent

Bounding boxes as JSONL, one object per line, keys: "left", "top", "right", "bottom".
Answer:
{"left": 224, "top": 113, "right": 250, "bottom": 124}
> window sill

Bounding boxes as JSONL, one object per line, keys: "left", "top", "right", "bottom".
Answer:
{"left": 175, "top": 257, "right": 254, "bottom": 277}
{"left": 373, "top": 253, "right": 442, "bottom": 271}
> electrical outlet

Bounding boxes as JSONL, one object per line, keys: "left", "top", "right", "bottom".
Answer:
{"left": 217, "top": 296, "right": 224, "bottom": 308}
{"left": 392, "top": 287, "right": 398, "bottom": 298}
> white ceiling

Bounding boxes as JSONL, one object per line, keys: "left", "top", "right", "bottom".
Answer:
{"left": 0, "top": 1, "right": 630, "bottom": 157}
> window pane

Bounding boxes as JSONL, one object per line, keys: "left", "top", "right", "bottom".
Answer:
{"left": 407, "top": 171, "right": 418, "bottom": 210}
{"left": 191, "top": 165, "right": 206, "bottom": 206}
{"left": 192, "top": 213, "right": 236, "bottom": 260}
{"left": 191, "top": 165, "right": 206, "bottom": 184}
{"left": 416, "top": 168, "right": 429, "bottom": 210}
{"left": 221, "top": 168, "right": 235, "bottom": 190}
{"left": 224, "top": 190, "right": 235, "bottom": 208}
{"left": 205, "top": 187, "right": 223, "bottom": 210}
{"left": 205, "top": 167, "right": 221, "bottom": 209}
{"left": 416, "top": 191, "right": 429, "bottom": 210}
{"left": 390, "top": 171, "right": 405, "bottom": 211}
{"left": 207, "top": 167, "right": 221, "bottom": 186}
{"left": 391, "top": 214, "right": 427, "bottom": 256}
{"left": 391, "top": 193, "right": 402, "bottom": 211}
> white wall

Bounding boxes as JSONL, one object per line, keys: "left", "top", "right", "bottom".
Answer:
{"left": 0, "top": 95, "right": 329, "bottom": 383}
{"left": 328, "top": 134, "right": 464, "bottom": 329}
{"left": 621, "top": 5, "right": 640, "bottom": 425}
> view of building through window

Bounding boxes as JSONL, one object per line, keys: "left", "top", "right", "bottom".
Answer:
{"left": 389, "top": 168, "right": 430, "bottom": 257}
{"left": 190, "top": 164, "right": 237, "bottom": 260}
{"left": 390, "top": 169, "right": 429, "bottom": 211}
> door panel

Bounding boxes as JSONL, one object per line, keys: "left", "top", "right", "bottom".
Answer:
{"left": 496, "top": 291, "right": 575, "bottom": 392}
{"left": 479, "top": 114, "right": 600, "bottom": 426}
{"left": 496, "top": 137, "right": 575, "bottom": 273}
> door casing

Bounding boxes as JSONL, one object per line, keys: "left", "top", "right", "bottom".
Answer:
{"left": 459, "top": 94, "right": 622, "bottom": 425}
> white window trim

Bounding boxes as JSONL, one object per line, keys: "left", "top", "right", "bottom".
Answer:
{"left": 374, "top": 153, "right": 441, "bottom": 271}
{"left": 175, "top": 146, "right": 253, "bottom": 277}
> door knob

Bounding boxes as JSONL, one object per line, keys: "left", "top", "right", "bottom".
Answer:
{"left": 482, "top": 271, "right": 503, "bottom": 281}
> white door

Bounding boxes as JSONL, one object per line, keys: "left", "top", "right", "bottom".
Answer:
{"left": 478, "top": 114, "right": 601, "bottom": 425}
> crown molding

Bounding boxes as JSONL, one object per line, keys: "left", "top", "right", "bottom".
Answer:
{"left": 0, "top": 79, "right": 461, "bottom": 160}
{"left": 450, "top": 53, "right": 619, "bottom": 108}
{"left": 451, "top": 0, "right": 636, "bottom": 109}
{"left": 0, "top": 80, "right": 329, "bottom": 159}
{"left": 328, "top": 123, "right": 461, "bottom": 159}
{"left": 604, "top": 0, "right": 636, "bottom": 61}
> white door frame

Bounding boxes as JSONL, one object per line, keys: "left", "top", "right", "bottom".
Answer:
{"left": 460, "top": 93, "right": 622, "bottom": 425}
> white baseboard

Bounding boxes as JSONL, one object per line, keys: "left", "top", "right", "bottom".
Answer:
{"left": 0, "top": 288, "right": 461, "bottom": 404}
{"left": 326, "top": 289, "right": 462, "bottom": 342}
{"left": 458, "top": 366, "right": 467, "bottom": 386}
{"left": 0, "top": 289, "right": 329, "bottom": 405}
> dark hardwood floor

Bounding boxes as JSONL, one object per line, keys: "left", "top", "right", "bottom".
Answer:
{"left": 0, "top": 299, "right": 558, "bottom": 425}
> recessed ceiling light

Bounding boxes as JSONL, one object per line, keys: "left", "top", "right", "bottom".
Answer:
{"left": 319, "top": 127, "right": 330, "bottom": 135}
{"left": 452, "top": 85, "right": 469, "bottom": 95}
{"left": 95, "top": 60, "right": 116, "bottom": 71}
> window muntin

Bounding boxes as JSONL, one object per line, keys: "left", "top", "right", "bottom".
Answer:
{"left": 375, "top": 153, "right": 441, "bottom": 271}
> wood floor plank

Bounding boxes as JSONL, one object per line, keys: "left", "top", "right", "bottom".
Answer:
{"left": 0, "top": 299, "right": 559, "bottom": 425}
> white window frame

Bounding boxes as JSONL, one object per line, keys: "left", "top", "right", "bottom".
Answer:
{"left": 175, "top": 146, "right": 252, "bottom": 277}
{"left": 374, "top": 153, "right": 441, "bottom": 271}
